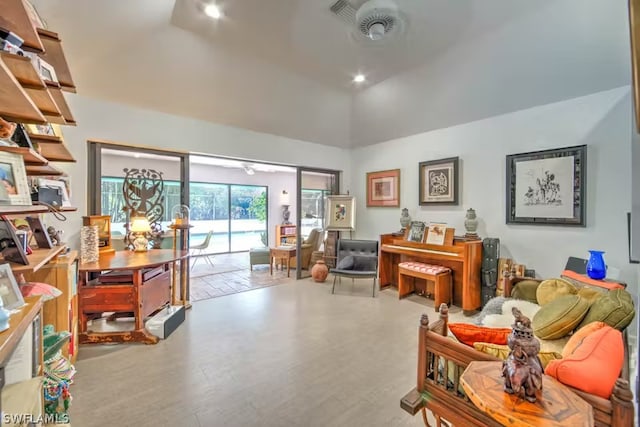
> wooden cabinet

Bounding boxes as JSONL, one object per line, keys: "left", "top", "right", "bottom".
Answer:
{"left": 22, "top": 250, "right": 78, "bottom": 363}
{"left": 275, "top": 224, "right": 297, "bottom": 246}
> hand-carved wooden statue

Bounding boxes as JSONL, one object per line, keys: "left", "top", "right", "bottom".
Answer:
{"left": 502, "top": 307, "right": 543, "bottom": 403}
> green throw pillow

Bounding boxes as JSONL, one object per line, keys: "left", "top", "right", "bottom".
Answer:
{"left": 532, "top": 294, "right": 590, "bottom": 340}
{"left": 578, "top": 289, "right": 635, "bottom": 330}
{"left": 536, "top": 278, "right": 577, "bottom": 306}
{"left": 511, "top": 280, "right": 540, "bottom": 304}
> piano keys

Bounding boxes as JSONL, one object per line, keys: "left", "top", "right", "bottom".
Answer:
{"left": 379, "top": 234, "right": 483, "bottom": 313}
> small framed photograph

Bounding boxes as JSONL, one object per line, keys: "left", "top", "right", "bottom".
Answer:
{"left": 425, "top": 223, "right": 447, "bottom": 245}
{"left": 419, "top": 157, "right": 459, "bottom": 205}
{"left": 366, "top": 169, "right": 400, "bottom": 207}
{"left": 0, "top": 219, "right": 29, "bottom": 265}
{"left": 407, "top": 221, "right": 426, "bottom": 243}
{"left": 38, "top": 178, "right": 71, "bottom": 207}
{"left": 506, "top": 145, "right": 586, "bottom": 226}
{"left": 324, "top": 195, "right": 356, "bottom": 230}
{"left": 0, "top": 263, "right": 25, "bottom": 310}
{"left": 0, "top": 152, "right": 33, "bottom": 206}
{"left": 24, "top": 123, "right": 62, "bottom": 137}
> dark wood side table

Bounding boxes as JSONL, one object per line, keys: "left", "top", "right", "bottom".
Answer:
{"left": 269, "top": 246, "right": 296, "bottom": 277}
{"left": 78, "top": 249, "right": 189, "bottom": 345}
{"left": 460, "top": 361, "right": 593, "bottom": 427}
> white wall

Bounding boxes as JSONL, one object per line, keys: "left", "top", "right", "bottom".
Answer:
{"left": 351, "top": 87, "right": 636, "bottom": 292}
{"left": 53, "top": 94, "right": 350, "bottom": 248}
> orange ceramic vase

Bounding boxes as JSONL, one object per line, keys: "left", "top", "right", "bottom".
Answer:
{"left": 311, "top": 260, "right": 329, "bottom": 282}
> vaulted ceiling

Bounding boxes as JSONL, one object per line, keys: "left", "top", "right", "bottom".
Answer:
{"left": 32, "top": 0, "right": 631, "bottom": 147}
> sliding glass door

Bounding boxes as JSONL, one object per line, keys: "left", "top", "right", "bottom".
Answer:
{"left": 190, "top": 182, "right": 229, "bottom": 253}
{"left": 230, "top": 185, "right": 267, "bottom": 252}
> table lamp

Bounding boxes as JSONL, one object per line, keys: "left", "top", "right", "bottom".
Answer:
{"left": 130, "top": 216, "right": 151, "bottom": 252}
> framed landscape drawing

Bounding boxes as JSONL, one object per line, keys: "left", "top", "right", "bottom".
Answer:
{"left": 419, "top": 157, "right": 459, "bottom": 205}
{"left": 324, "top": 195, "right": 356, "bottom": 230}
{"left": 506, "top": 145, "right": 586, "bottom": 226}
{"left": 366, "top": 169, "right": 400, "bottom": 207}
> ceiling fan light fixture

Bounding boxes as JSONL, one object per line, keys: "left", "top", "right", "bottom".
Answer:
{"left": 204, "top": 3, "right": 222, "bottom": 19}
{"left": 368, "top": 22, "right": 386, "bottom": 40}
{"left": 353, "top": 74, "right": 366, "bottom": 83}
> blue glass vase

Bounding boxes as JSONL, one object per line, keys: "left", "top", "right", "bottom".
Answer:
{"left": 586, "top": 250, "right": 606, "bottom": 280}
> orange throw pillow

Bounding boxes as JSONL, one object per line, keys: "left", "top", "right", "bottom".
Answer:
{"left": 562, "top": 321, "right": 607, "bottom": 358}
{"left": 448, "top": 323, "right": 511, "bottom": 347}
{"left": 545, "top": 326, "right": 623, "bottom": 399}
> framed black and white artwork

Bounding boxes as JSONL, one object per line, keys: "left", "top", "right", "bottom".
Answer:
{"left": 419, "top": 157, "right": 459, "bottom": 205}
{"left": 506, "top": 145, "right": 587, "bottom": 226}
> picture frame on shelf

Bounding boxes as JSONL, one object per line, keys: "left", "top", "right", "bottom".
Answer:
{"left": 407, "top": 221, "right": 426, "bottom": 243}
{"left": 10, "top": 124, "right": 34, "bottom": 149}
{"left": 0, "top": 218, "right": 29, "bottom": 266}
{"left": 0, "top": 151, "right": 33, "bottom": 206}
{"left": 38, "top": 178, "right": 71, "bottom": 207}
{"left": 26, "top": 216, "right": 53, "bottom": 249}
{"left": 0, "top": 263, "right": 25, "bottom": 310}
{"left": 324, "top": 195, "right": 356, "bottom": 231}
{"left": 506, "top": 145, "right": 586, "bottom": 226}
{"left": 419, "top": 157, "right": 459, "bottom": 205}
{"left": 24, "top": 123, "right": 61, "bottom": 137}
{"left": 366, "top": 169, "right": 400, "bottom": 207}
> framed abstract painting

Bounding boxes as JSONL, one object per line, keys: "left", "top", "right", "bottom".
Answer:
{"left": 366, "top": 169, "right": 400, "bottom": 207}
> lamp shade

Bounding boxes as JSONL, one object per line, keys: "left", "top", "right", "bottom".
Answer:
{"left": 130, "top": 217, "right": 151, "bottom": 233}
{"left": 279, "top": 191, "right": 290, "bottom": 206}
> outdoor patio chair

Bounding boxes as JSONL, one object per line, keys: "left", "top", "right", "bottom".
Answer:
{"left": 190, "top": 230, "right": 214, "bottom": 270}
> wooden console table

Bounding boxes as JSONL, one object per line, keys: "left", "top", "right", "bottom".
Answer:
{"left": 78, "top": 249, "right": 188, "bottom": 345}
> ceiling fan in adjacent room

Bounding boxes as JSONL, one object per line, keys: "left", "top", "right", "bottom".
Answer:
{"left": 329, "top": 0, "right": 408, "bottom": 42}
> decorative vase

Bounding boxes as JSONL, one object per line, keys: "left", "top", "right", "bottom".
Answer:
{"left": 311, "top": 260, "right": 329, "bottom": 282}
{"left": 464, "top": 208, "right": 479, "bottom": 237}
{"left": 586, "top": 250, "right": 606, "bottom": 280}
{"left": 400, "top": 208, "right": 411, "bottom": 230}
{"left": 80, "top": 225, "right": 99, "bottom": 264}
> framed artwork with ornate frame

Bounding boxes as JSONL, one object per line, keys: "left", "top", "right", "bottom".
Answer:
{"left": 366, "top": 169, "right": 400, "bottom": 207}
{"left": 324, "top": 195, "right": 356, "bottom": 230}
{"left": 419, "top": 157, "right": 459, "bottom": 205}
{"left": 506, "top": 145, "right": 586, "bottom": 226}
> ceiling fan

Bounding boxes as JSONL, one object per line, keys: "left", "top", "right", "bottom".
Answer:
{"left": 330, "top": 0, "right": 408, "bottom": 42}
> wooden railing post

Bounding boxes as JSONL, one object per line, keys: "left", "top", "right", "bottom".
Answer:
{"left": 610, "top": 378, "right": 634, "bottom": 427}
{"left": 417, "top": 314, "right": 429, "bottom": 392}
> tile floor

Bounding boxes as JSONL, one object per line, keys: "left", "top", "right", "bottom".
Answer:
{"left": 71, "top": 278, "right": 470, "bottom": 427}
{"left": 190, "top": 252, "right": 305, "bottom": 302}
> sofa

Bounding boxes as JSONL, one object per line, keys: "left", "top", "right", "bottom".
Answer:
{"left": 400, "top": 274, "right": 636, "bottom": 427}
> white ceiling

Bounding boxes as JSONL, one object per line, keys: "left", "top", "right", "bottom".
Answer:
{"left": 32, "top": 0, "right": 631, "bottom": 148}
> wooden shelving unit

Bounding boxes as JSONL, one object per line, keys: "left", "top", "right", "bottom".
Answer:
{"left": 9, "top": 246, "right": 69, "bottom": 274}
{"left": 0, "top": 57, "right": 46, "bottom": 124}
{"left": 0, "top": 146, "right": 47, "bottom": 165}
{"left": 25, "top": 163, "right": 63, "bottom": 176}
{"left": 275, "top": 224, "right": 297, "bottom": 246}
{"left": 0, "top": 0, "right": 79, "bottom": 419}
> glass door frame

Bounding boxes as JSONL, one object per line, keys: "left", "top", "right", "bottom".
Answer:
{"left": 295, "top": 167, "right": 340, "bottom": 280}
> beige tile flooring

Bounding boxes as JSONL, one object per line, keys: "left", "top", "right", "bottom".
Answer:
{"left": 190, "top": 252, "right": 307, "bottom": 302}
{"left": 71, "top": 278, "right": 470, "bottom": 427}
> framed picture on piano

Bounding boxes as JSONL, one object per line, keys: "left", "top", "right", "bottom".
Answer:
{"left": 407, "top": 221, "right": 426, "bottom": 243}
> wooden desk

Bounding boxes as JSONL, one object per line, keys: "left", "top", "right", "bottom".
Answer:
{"left": 461, "top": 361, "right": 593, "bottom": 427}
{"left": 270, "top": 246, "right": 296, "bottom": 277}
{"left": 78, "top": 250, "right": 188, "bottom": 345}
{"left": 379, "top": 234, "right": 482, "bottom": 312}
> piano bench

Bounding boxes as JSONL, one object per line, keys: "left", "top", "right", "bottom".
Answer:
{"left": 398, "top": 262, "right": 452, "bottom": 311}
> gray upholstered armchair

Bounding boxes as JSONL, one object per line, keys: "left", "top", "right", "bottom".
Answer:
{"left": 330, "top": 239, "right": 379, "bottom": 297}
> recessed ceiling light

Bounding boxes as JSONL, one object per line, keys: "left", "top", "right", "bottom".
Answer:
{"left": 204, "top": 3, "right": 222, "bottom": 19}
{"left": 353, "top": 74, "right": 366, "bottom": 83}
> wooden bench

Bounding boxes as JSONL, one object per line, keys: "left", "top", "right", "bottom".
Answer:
{"left": 398, "top": 262, "right": 452, "bottom": 311}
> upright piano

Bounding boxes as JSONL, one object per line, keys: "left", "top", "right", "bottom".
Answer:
{"left": 379, "top": 233, "right": 483, "bottom": 313}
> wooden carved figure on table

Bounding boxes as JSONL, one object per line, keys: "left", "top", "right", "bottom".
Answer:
{"left": 47, "top": 226, "right": 64, "bottom": 247}
{"left": 501, "top": 307, "right": 543, "bottom": 403}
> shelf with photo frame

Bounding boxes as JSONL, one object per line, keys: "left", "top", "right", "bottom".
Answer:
{"left": 0, "top": 0, "right": 79, "bottom": 419}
